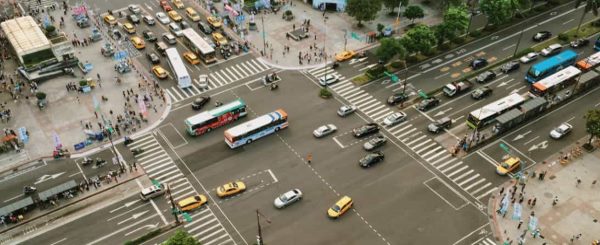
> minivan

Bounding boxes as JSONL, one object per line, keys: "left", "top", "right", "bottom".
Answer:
{"left": 541, "top": 43, "right": 562, "bottom": 56}
{"left": 185, "top": 7, "right": 200, "bottom": 22}
{"left": 139, "top": 184, "right": 166, "bottom": 201}
{"left": 155, "top": 41, "right": 168, "bottom": 55}
{"left": 168, "top": 23, "right": 183, "bottom": 37}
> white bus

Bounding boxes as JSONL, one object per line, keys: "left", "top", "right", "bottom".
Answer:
{"left": 530, "top": 66, "right": 580, "bottom": 97}
{"left": 466, "top": 93, "right": 526, "bottom": 129}
{"left": 165, "top": 48, "right": 192, "bottom": 88}
{"left": 224, "top": 109, "right": 288, "bottom": 148}
{"left": 182, "top": 28, "right": 216, "bottom": 64}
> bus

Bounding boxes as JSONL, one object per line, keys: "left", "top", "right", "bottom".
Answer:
{"left": 224, "top": 109, "right": 288, "bottom": 148}
{"left": 466, "top": 93, "right": 526, "bottom": 129}
{"left": 530, "top": 66, "right": 580, "bottom": 97}
{"left": 185, "top": 99, "right": 247, "bottom": 136}
{"left": 595, "top": 36, "right": 600, "bottom": 51}
{"left": 576, "top": 51, "right": 600, "bottom": 71}
{"left": 182, "top": 28, "right": 217, "bottom": 64}
{"left": 165, "top": 48, "right": 192, "bottom": 88}
{"left": 525, "top": 50, "right": 577, "bottom": 83}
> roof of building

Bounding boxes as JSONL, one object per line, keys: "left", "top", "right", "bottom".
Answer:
{"left": 0, "top": 16, "right": 51, "bottom": 56}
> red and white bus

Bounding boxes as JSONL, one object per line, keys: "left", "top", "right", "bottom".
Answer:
{"left": 530, "top": 66, "right": 580, "bottom": 97}
{"left": 185, "top": 99, "right": 247, "bottom": 136}
{"left": 576, "top": 51, "right": 600, "bottom": 71}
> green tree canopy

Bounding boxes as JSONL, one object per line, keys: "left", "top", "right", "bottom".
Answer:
{"left": 584, "top": 109, "right": 600, "bottom": 145}
{"left": 401, "top": 24, "right": 437, "bottom": 54}
{"left": 480, "top": 0, "right": 513, "bottom": 26}
{"left": 346, "top": 0, "right": 383, "bottom": 27}
{"left": 440, "top": 0, "right": 467, "bottom": 9}
{"left": 375, "top": 38, "right": 406, "bottom": 62}
{"left": 164, "top": 230, "right": 201, "bottom": 245}
{"left": 382, "top": 0, "right": 408, "bottom": 14}
{"left": 575, "top": 0, "right": 600, "bottom": 34}
{"left": 404, "top": 5, "right": 425, "bottom": 23}
{"left": 442, "top": 5, "right": 470, "bottom": 39}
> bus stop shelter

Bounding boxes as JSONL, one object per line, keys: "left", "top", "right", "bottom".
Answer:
{"left": 0, "top": 197, "right": 34, "bottom": 217}
{"left": 38, "top": 180, "right": 78, "bottom": 201}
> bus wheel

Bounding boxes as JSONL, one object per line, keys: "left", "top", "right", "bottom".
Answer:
{"left": 274, "top": 127, "right": 280, "bottom": 132}
{"left": 246, "top": 139, "right": 252, "bottom": 144}
{"left": 207, "top": 128, "right": 211, "bottom": 132}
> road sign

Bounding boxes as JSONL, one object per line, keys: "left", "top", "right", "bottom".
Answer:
{"left": 350, "top": 32, "right": 362, "bottom": 41}
{"left": 151, "top": 179, "right": 161, "bottom": 188}
{"left": 391, "top": 74, "right": 399, "bottom": 83}
{"left": 418, "top": 90, "right": 428, "bottom": 99}
{"left": 499, "top": 143, "right": 511, "bottom": 153}
{"left": 182, "top": 212, "right": 192, "bottom": 222}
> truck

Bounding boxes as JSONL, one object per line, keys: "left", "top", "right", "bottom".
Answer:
{"left": 443, "top": 80, "right": 473, "bottom": 97}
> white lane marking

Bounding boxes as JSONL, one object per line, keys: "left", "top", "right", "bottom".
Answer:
{"left": 523, "top": 136, "right": 540, "bottom": 146}
{"left": 562, "top": 18, "right": 575, "bottom": 25}
{"left": 135, "top": 179, "right": 168, "bottom": 225}
{"left": 267, "top": 169, "right": 278, "bottom": 183}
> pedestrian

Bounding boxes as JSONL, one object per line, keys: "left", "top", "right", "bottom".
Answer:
{"left": 527, "top": 198, "right": 532, "bottom": 206}
{"left": 292, "top": 23, "right": 295, "bottom": 30}
{"left": 576, "top": 178, "right": 581, "bottom": 187}
{"left": 94, "top": 111, "right": 98, "bottom": 119}
{"left": 532, "top": 197, "right": 537, "bottom": 207}
{"left": 552, "top": 196, "right": 558, "bottom": 206}
{"left": 593, "top": 180, "right": 597, "bottom": 188}
{"left": 307, "top": 153, "right": 312, "bottom": 164}
{"left": 517, "top": 220, "right": 523, "bottom": 229}
{"left": 521, "top": 183, "right": 526, "bottom": 192}
{"left": 499, "top": 187, "right": 505, "bottom": 195}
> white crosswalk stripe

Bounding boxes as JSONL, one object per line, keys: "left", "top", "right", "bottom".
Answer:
{"left": 166, "top": 59, "right": 271, "bottom": 103}
{"left": 130, "top": 134, "right": 236, "bottom": 244}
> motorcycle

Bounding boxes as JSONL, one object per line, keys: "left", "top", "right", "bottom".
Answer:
{"left": 81, "top": 157, "right": 94, "bottom": 166}
{"left": 95, "top": 157, "right": 107, "bottom": 167}
{"left": 23, "top": 186, "right": 37, "bottom": 195}
{"left": 124, "top": 136, "right": 134, "bottom": 146}
{"left": 131, "top": 148, "right": 144, "bottom": 156}
{"left": 215, "top": 101, "right": 223, "bottom": 107}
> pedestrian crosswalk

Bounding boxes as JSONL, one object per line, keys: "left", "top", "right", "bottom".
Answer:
{"left": 475, "top": 237, "right": 496, "bottom": 245}
{"left": 165, "top": 59, "right": 271, "bottom": 103}
{"left": 307, "top": 67, "right": 497, "bottom": 202}
{"left": 129, "top": 134, "right": 236, "bottom": 245}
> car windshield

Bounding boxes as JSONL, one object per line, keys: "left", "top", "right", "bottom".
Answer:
{"left": 279, "top": 194, "right": 289, "bottom": 202}
{"left": 332, "top": 205, "right": 341, "bottom": 212}
{"left": 501, "top": 162, "right": 510, "bottom": 169}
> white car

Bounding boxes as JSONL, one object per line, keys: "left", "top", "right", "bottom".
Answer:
{"left": 520, "top": 52, "right": 538, "bottom": 63}
{"left": 274, "top": 189, "right": 302, "bottom": 208}
{"left": 313, "top": 124, "right": 337, "bottom": 138}
{"left": 169, "top": 23, "right": 183, "bottom": 37}
{"left": 142, "top": 15, "right": 155, "bottom": 25}
{"left": 337, "top": 105, "right": 357, "bottom": 117}
{"left": 318, "top": 74, "right": 340, "bottom": 86}
{"left": 156, "top": 12, "right": 170, "bottom": 25}
{"left": 198, "top": 74, "right": 208, "bottom": 89}
{"left": 128, "top": 4, "right": 141, "bottom": 14}
{"left": 382, "top": 112, "right": 407, "bottom": 126}
{"left": 540, "top": 43, "right": 562, "bottom": 56}
{"left": 549, "top": 122, "right": 573, "bottom": 139}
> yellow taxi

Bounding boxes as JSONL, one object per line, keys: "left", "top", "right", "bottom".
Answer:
{"left": 177, "top": 194, "right": 207, "bottom": 212}
{"left": 130, "top": 36, "right": 145, "bottom": 49}
{"left": 496, "top": 156, "right": 521, "bottom": 175}
{"left": 206, "top": 16, "right": 222, "bottom": 29}
{"left": 327, "top": 196, "right": 353, "bottom": 219}
{"left": 168, "top": 10, "right": 182, "bottom": 22}
{"left": 335, "top": 50, "right": 356, "bottom": 62}
{"left": 212, "top": 32, "right": 228, "bottom": 46}
{"left": 183, "top": 52, "right": 200, "bottom": 65}
{"left": 152, "top": 65, "right": 169, "bottom": 79}
{"left": 172, "top": 0, "right": 184, "bottom": 9}
{"left": 216, "top": 181, "right": 245, "bottom": 198}
{"left": 122, "top": 22, "right": 136, "bottom": 34}
{"left": 103, "top": 14, "right": 117, "bottom": 25}
{"left": 185, "top": 7, "right": 200, "bottom": 22}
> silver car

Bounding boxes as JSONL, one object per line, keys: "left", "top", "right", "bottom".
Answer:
{"left": 337, "top": 105, "right": 357, "bottom": 117}
{"left": 128, "top": 4, "right": 142, "bottom": 14}
{"left": 156, "top": 12, "right": 171, "bottom": 25}
{"left": 363, "top": 134, "right": 387, "bottom": 151}
{"left": 274, "top": 189, "right": 302, "bottom": 208}
{"left": 313, "top": 124, "right": 337, "bottom": 138}
{"left": 382, "top": 112, "right": 407, "bottom": 126}
{"left": 318, "top": 74, "right": 340, "bottom": 86}
{"left": 549, "top": 122, "right": 572, "bottom": 139}
{"left": 519, "top": 52, "right": 538, "bottom": 64}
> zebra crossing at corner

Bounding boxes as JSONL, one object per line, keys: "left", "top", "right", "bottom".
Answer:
{"left": 129, "top": 134, "right": 236, "bottom": 245}
{"left": 475, "top": 237, "right": 496, "bottom": 245}
{"left": 165, "top": 59, "right": 271, "bottom": 103}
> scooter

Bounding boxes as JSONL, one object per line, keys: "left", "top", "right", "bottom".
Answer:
{"left": 81, "top": 157, "right": 94, "bottom": 166}
{"left": 131, "top": 148, "right": 144, "bottom": 156}
{"left": 124, "top": 136, "right": 134, "bottom": 146}
{"left": 95, "top": 158, "right": 107, "bottom": 167}
{"left": 23, "top": 186, "right": 37, "bottom": 195}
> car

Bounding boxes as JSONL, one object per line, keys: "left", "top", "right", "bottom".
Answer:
{"left": 177, "top": 194, "right": 207, "bottom": 211}
{"left": 382, "top": 112, "right": 407, "bottom": 127}
{"left": 387, "top": 92, "right": 409, "bottom": 105}
{"left": 206, "top": 16, "right": 222, "bottom": 29}
{"left": 496, "top": 156, "right": 521, "bottom": 175}
{"left": 111, "top": 29, "right": 123, "bottom": 40}
{"left": 160, "top": 0, "right": 172, "bottom": 12}
{"left": 335, "top": 50, "right": 356, "bottom": 62}
{"left": 198, "top": 74, "right": 209, "bottom": 89}
{"left": 191, "top": 96, "right": 210, "bottom": 110}
{"left": 180, "top": 21, "right": 191, "bottom": 29}
{"left": 363, "top": 134, "right": 386, "bottom": 151}
{"left": 337, "top": 104, "right": 356, "bottom": 117}
{"left": 103, "top": 14, "right": 117, "bottom": 25}
{"left": 198, "top": 21, "right": 212, "bottom": 34}
{"left": 359, "top": 151, "right": 384, "bottom": 168}
{"left": 156, "top": 12, "right": 170, "bottom": 25}
{"left": 313, "top": 124, "right": 337, "bottom": 138}
{"left": 416, "top": 97, "right": 440, "bottom": 111}
{"left": 519, "top": 52, "right": 538, "bottom": 64}
{"left": 540, "top": 43, "right": 562, "bottom": 56}
{"left": 353, "top": 123, "right": 380, "bottom": 138}
{"left": 142, "top": 30, "right": 157, "bottom": 42}
{"left": 185, "top": 7, "right": 200, "bottom": 22}
{"left": 130, "top": 36, "right": 145, "bottom": 49}
{"left": 162, "top": 33, "right": 176, "bottom": 45}
{"left": 212, "top": 32, "right": 228, "bottom": 45}
{"left": 122, "top": 22, "right": 136, "bottom": 34}
{"left": 470, "top": 58, "right": 488, "bottom": 70}
{"left": 183, "top": 51, "right": 199, "bottom": 64}
{"left": 274, "top": 189, "right": 303, "bottom": 209}
{"left": 327, "top": 196, "right": 353, "bottom": 218}
{"left": 427, "top": 117, "right": 452, "bottom": 133}
{"left": 128, "top": 14, "right": 140, "bottom": 24}
{"left": 216, "top": 181, "right": 246, "bottom": 197}
{"left": 152, "top": 65, "right": 168, "bottom": 79}
{"left": 168, "top": 10, "right": 182, "bottom": 22}
{"left": 500, "top": 60, "right": 520, "bottom": 73}
{"left": 143, "top": 15, "right": 156, "bottom": 25}
{"left": 476, "top": 71, "right": 496, "bottom": 83}
{"left": 172, "top": 0, "right": 185, "bottom": 9}
{"left": 318, "top": 74, "right": 340, "bottom": 86}
{"left": 549, "top": 122, "right": 573, "bottom": 139}
{"left": 128, "top": 4, "right": 142, "bottom": 14}
{"left": 471, "top": 86, "right": 492, "bottom": 100}
{"left": 570, "top": 38, "right": 590, "bottom": 48}
{"left": 169, "top": 23, "right": 183, "bottom": 37}
{"left": 146, "top": 52, "right": 160, "bottom": 64}
{"left": 139, "top": 184, "right": 166, "bottom": 201}
{"left": 532, "top": 31, "right": 551, "bottom": 42}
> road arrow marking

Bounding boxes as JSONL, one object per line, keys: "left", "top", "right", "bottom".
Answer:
{"left": 497, "top": 81, "right": 508, "bottom": 87}
{"left": 110, "top": 200, "right": 141, "bottom": 213}
{"left": 125, "top": 222, "right": 159, "bottom": 236}
{"left": 359, "top": 64, "right": 377, "bottom": 71}
{"left": 117, "top": 210, "right": 149, "bottom": 225}
{"left": 34, "top": 172, "right": 66, "bottom": 185}
{"left": 512, "top": 130, "right": 532, "bottom": 142}
{"left": 528, "top": 140, "right": 549, "bottom": 152}
{"left": 434, "top": 107, "right": 453, "bottom": 117}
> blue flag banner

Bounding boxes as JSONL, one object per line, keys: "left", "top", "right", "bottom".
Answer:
{"left": 528, "top": 216, "right": 538, "bottom": 230}
{"left": 512, "top": 203, "right": 522, "bottom": 220}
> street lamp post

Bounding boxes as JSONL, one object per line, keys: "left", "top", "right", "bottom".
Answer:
{"left": 256, "top": 209, "right": 263, "bottom": 245}
{"left": 167, "top": 186, "right": 180, "bottom": 224}
{"left": 261, "top": 14, "right": 266, "bottom": 57}
{"left": 105, "top": 123, "right": 125, "bottom": 173}
{"left": 513, "top": 10, "right": 527, "bottom": 58}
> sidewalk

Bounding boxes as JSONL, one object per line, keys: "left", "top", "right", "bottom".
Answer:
{"left": 489, "top": 141, "right": 600, "bottom": 244}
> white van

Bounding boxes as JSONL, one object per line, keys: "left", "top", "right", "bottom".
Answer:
{"left": 139, "top": 184, "right": 166, "bottom": 201}
{"left": 169, "top": 23, "right": 183, "bottom": 37}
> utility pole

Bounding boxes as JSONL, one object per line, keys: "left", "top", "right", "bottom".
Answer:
{"left": 324, "top": 16, "right": 328, "bottom": 80}
{"left": 261, "top": 14, "right": 266, "bottom": 57}
{"left": 343, "top": 29, "right": 348, "bottom": 51}
{"left": 400, "top": 62, "right": 409, "bottom": 108}
{"left": 513, "top": 10, "right": 526, "bottom": 58}
{"left": 256, "top": 209, "right": 263, "bottom": 245}
{"left": 168, "top": 185, "right": 180, "bottom": 224}
{"left": 395, "top": 1, "right": 402, "bottom": 34}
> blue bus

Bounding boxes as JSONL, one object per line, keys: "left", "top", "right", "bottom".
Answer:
{"left": 595, "top": 36, "right": 600, "bottom": 51}
{"left": 525, "top": 50, "right": 577, "bottom": 83}
{"left": 224, "top": 109, "right": 288, "bottom": 148}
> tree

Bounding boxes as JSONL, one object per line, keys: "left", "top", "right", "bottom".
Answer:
{"left": 575, "top": 0, "right": 600, "bottom": 35}
{"left": 375, "top": 38, "right": 406, "bottom": 62}
{"left": 401, "top": 24, "right": 437, "bottom": 54}
{"left": 480, "top": 0, "right": 513, "bottom": 26}
{"left": 584, "top": 109, "right": 600, "bottom": 146}
{"left": 346, "top": 0, "right": 382, "bottom": 27}
{"left": 441, "top": 5, "right": 470, "bottom": 40}
{"left": 404, "top": 5, "right": 425, "bottom": 23}
{"left": 383, "top": 0, "right": 408, "bottom": 14}
{"left": 440, "top": 0, "right": 467, "bottom": 9}
{"left": 164, "top": 230, "right": 201, "bottom": 245}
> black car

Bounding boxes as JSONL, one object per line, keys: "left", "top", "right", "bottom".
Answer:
{"left": 112, "top": 29, "right": 123, "bottom": 40}
{"left": 532, "top": 31, "right": 551, "bottom": 42}
{"left": 471, "top": 86, "right": 492, "bottom": 100}
{"left": 476, "top": 71, "right": 496, "bottom": 83}
{"left": 500, "top": 60, "right": 520, "bottom": 73}
{"left": 570, "top": 38, "right": 590, "bottom": 48}
{"left": 180, "top": 21, "right": 191, "bottom": 30}
{"left": 387, "top": 92, "right": 409, "bottom": 105}
{"left": 416, "top": 97, "right": 440, "bottom": 111}
{"left": 427, "top": 117, "right": 452, "bottom": 134}
{"left": 128, "top": 14, "right": 140, "bottom": 24}
{"left": 191, "top": 96, "right": 211, "bottom": 110}
{"left": 198, "top": 21, "right": 213, "bottom": 34}
{"left": 353, "top": 123, "right": 380, "bottom": 138}
{"left": 470, "top": 58, "right": 488, "bottom": 70}
{"left": 359, "top": 151, "right": 385, "bottom": 168}
{"left": 146, "top": 52, "right": 160, "bottom": 64}
{"left": 143, "top": 30, "right": 157, "bottom": 42}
